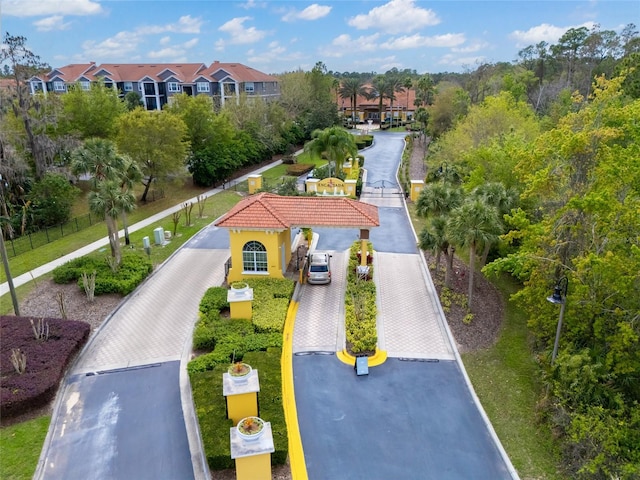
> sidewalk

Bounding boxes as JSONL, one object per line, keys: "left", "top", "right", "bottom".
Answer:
{"left": 0, "top": 161, "right": 281, "bottom": 298}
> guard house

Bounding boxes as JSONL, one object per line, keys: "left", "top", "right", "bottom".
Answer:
{"left": 215, "top": 192, "right": 379, "bottom": 283}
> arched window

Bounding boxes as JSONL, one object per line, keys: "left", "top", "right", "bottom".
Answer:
{"left": 242, "top": 241, "right": 267, "bottom": 272}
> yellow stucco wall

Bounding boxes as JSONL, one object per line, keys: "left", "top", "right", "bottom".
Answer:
{"left": 227, "top": 229, "right": 292, "bottom": 283}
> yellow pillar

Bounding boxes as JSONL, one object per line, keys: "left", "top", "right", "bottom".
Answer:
{"left": 410, "top": 180, "right": 424, "bottom": 202}
{"left": 360, "top": 238, "right": 368, "bottom": 267}
{"left": 223, "top": 370, "right": 260, "bottom": 425}
{"left": 235, "top": 453, "right": 271, "bottom": 480}
{"left": 344, "top": 179, "right": 357, "bottom": 197}
{"left": 248, "top": 175, "right": 262, "bottom": 194}
{"left": 228, "top": 284, "right": 254, "bottom": 319}
{"left": 230, "top": 422, "right": 275, "bottom": 480}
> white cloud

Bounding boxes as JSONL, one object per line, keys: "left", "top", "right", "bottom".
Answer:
{"left": 509, "top": 22, "right": 595, "bottom": 46}
{"left": 148, "top": 38, "right": 198, "bottom": 60}
{"left": 382, "top": 33, "right": 466, "bottom": 50}
{"left": 239, "top": 0, "right": 267, "bottom": 10}
{"left": 246, "top": 41, "right": 305, "bottom": 68}
{"left": 76, "top": 15, "right": 203, "bottom": 63}
{"left": 451, "top": 41, "right": 489, "bottom": 54}
{"left": 3, "top": 0, "right": 102, "bottom": 17}
{"left": 136, "top": 15, "right": 204, "bottom": 35}
{"left": 348, "top": 0, "right": 440, "bottom": 34}
{"left": 217, "top": 17, "right": 268, "bottom": 46}
{"left": 34, "top": 15, "right": 71, "bottom": 32}
{"left": 328, "top": 33, "right": 381, "bottom": 53}
{"left": 81, "top": 31, "right": 141, "bottom": 60}
{"left": 438, "top": 54, "right": 487, "bottom": 68}
{"left": 282, "top": 4, "right": 332, "bottom": 22}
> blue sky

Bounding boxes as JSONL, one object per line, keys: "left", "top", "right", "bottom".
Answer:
{"left": 2, "top": 0, "right": 638, "bottom": 74}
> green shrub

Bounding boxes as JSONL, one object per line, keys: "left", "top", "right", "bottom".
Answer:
{"left": 190, "top": 349, "right": 288, "bottom": 470}
{"left": 247, "top": 278, "right": 295, "bottom": 333}
{"left": 345, "top": 241, "right": 378, "bottom": 353}
{"left": 53, "top": 256, "right": 104, "bottom": 284}
{"left": 189, "top": 368, "right": 234, "bottom": 469}
{"left": 193, "top": 316, "right": 217, "bottom": 351}
{"left": 188, "top": 279, "right": 292, "bottom": 469}
{"left": 53, "top": 253, "right": 152, "bottom": 296}
{"left": 286, "top": 163, "right": 314, "bottom": 176}
{"left": 244, "top": 349, "right": 288, "bottom": 465}
{"left": 199, "top": 287, "right": 229, "bottom": 316}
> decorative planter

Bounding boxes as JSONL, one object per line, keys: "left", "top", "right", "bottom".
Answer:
{"left": 237, "top": 416, "right": 265, "bottom": 441}
{"left": 231, "top": 282, "right": 249, "bottom": 293}
{"left": 228, "top": 362, "right": 252, "bottom": 384}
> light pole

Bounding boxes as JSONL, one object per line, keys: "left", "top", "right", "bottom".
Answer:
{"left": 547, "top": 276, "right": 568, "bottom": 365}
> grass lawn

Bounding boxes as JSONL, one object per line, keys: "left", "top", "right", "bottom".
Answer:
{"left": 0, "top": 416, "right": 51, "bottom": 480}
{"left": 461, "top": 274, "right": 562, "bottom": 479}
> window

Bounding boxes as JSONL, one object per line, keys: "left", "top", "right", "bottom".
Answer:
{"left": 53, "top": 81, "right": 65, "bottom": 92}
{"left": 242, "top": 241, "right": 267, "bottom": 272}
{"left": 244, "top": 82, "right": 254, "bottom": 93}
{"left": 168, "top": 82, "right": 180, "bottom": 93}
{"left": 197, "top": 82, "right": 210, "bottom": 93}
{"left": 80, "top": 81, "right": 90, "bottom": 91}
{"left": 124, "top": 82, "right": 133, "bottom": 92}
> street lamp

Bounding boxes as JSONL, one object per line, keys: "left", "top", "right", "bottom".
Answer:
{"left": 546, "top": 276, "right": 568, "bottom": 365}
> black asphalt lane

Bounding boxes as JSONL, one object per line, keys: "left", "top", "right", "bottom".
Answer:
{"left": 41, "top": 361, "right": 193, "bottom": 480}
{"left": 370, "top": 207, "right": 418, "bottom": 254}
{"left": 183, "top": 224, "right": 230, "bottom": 249}
{"left": 293, "top": 355, "right": 512, "bottom": 480}
{"left": 362, "top": 131, "right": 407, "bottom": 187}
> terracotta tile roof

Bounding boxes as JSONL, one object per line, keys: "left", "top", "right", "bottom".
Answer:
{"left": 0, "top": 78, "right": 17, "bottom": 90}
{"left": 215, "top": 193, "right": 379, "bottom": 230}
{"left": 38, "top": 62, "right": 274, "bottom": 85}
{"left": 204, "top": 61, "right": 278, "bottom": 83}
{"left": 91, "top": 63, "right": 208, "bottom": 83}
{"left": 46, "top": 63, "right": 96, "bottom": 81}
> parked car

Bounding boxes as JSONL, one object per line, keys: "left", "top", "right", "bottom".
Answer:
{"left": 307, "top": 252, "right": 332, "bottom": 285}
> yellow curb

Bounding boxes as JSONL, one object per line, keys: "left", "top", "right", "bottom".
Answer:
{"left": 281, "top": 300, "right": 308, "bottom": 480}
{"left": 337, "top": 348, "right": 388, "bottom": 367}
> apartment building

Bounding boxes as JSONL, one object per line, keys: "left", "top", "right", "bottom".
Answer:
{"left": 28, "top": 61, "right": 280, "bottom": 110}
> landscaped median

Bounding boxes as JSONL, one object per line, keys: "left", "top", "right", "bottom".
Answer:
{"left": 188, "top": 278, "right": 294, "bottom": 471}
{"left": 340, "top": 240, "right": 387, "bottom": 367}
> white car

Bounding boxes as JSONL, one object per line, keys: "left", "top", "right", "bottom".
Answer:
{"left": 307, "top": 252, "right": 332, "bottom": 285}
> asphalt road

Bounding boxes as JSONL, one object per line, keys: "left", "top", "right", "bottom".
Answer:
{"left": 294, "top": 355, "right": 512, "bottom": 480}
{"left": 40, "top": 361, "right": 193, "bottom": 480}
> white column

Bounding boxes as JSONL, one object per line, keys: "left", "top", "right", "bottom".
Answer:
{"left": 154, "top": 81, "right": 161, "bottom": 110}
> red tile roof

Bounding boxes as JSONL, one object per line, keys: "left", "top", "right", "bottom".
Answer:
{"left": 91, "top": 63, "right": 208, "bottom": 83}
{"left": 215, "top": 193, "right": 379, "bottom": 230}
{"left": 204, "top": 61, "right": 277, "bottom": 83}
{"left": 36, "top": 62, "right": 275, "bottom": 84}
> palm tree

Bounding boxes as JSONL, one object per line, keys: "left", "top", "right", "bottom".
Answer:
{"left": 447, "top": 199, "right": 501, "bottom": 309}
{"left": 71, "top": 138, "right": 141, "bottom": 260}
{"left": 415, "top": 74, "right": 436, "bottom": 107}
{"left": 71, "top": 138, "right": 127, "bottom": 186}
{"left": 339, "top": 78, "right": 367, "bottom": 127}
{"left": 387, "top": 76, "right": 405, "bottom": 127}
{"left": 472, "top": 182, "right": 518, "bottom": 265}
{"left": 415, "top": 183, "right": 463, "bottom": 286}
{"left": 403, "top": 77, "right": 413, "bottom": 123}
{"left": 118, "top": 157, "right": 143, "bottom": 245}
{"left": 418, "top": 216, "right": 449, "bottom": 277}
{"left": 371, "top": 75, "right": 392, "bottom": 125}
{"left": 303, "top": 126, "right": 358, "bottom": 178}
{"left": 88, "top": 180, "right": 136, "bottom": 266}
